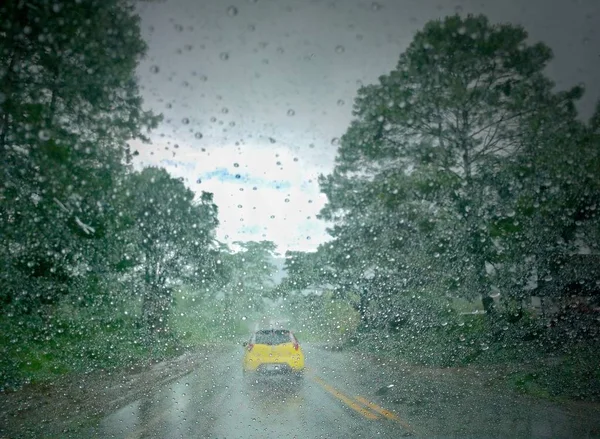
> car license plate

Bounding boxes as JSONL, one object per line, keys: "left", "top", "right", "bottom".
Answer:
{"left": 265, "top": 364, "right": 281, "bottom": 371}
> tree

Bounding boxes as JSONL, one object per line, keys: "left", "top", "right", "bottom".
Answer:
{"left": 122, "top": 168, "right": 219, "bottom": 340}
{"left": 320, "top": 14, "right": 585, "bottom": 318}
{"left": 0, "top": 0, "right": 159, "bottom": 318}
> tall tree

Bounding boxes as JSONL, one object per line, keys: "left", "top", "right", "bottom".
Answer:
{"left": 320, "top": 14, "right": 584, "bottom": 315}
{"left": 122, "top": 168, "right": 219, "bottom": 339}
{"left": 0, "top": 0, "right": 159, "bottom": 317}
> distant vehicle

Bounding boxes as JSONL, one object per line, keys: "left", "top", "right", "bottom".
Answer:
{"left": 242, "top": 329, "right": 304, "bottom": 377}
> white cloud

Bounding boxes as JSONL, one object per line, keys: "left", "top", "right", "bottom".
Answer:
{"left": 131, "top": 136, "right": 332, "bottom": 253}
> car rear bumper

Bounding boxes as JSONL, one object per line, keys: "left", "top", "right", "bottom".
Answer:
{"left": 243, "top": 359, "right": 304, "bottom": 373}
{"left": 256, "top": 363, "right": 293, "bottom": 374}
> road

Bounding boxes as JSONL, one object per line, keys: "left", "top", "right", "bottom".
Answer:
{"left": 73, "top": 343, "right": 600, "bottom": 439}
{"left": 83, "top": 344, "right": 410, "bottom": 438}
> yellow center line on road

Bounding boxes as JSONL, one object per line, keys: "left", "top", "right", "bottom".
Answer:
{"left": 354, "top": 395, "right": 400, "bottom": 420}
{"left": 354, "top": 395, "right": 415, "bottom": 433}
{"left": 309, "top": 370, "right": 416, "bottom": 434}
{"left": 312, "top": 376, "right": 380, "bottom": 420}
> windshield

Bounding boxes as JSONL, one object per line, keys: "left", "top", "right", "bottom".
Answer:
{"left": 1, "top": 0, "right": 599, "bottom": 438}
{"left": 254, "top": 330, "right": 292, "bottom": 345}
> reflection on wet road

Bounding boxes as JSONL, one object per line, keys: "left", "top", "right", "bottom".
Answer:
{"left": 84, "top": 344, "right": 600, "bottom": 439}
{"left": 88, "top": 345, "right": 406, "bottom": 439}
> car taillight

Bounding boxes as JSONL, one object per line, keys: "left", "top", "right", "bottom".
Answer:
{"left": 247, "top": 343, "right": 254, "bottom": 351}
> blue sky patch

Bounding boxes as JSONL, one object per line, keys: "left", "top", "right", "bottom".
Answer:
{"left": 200, "top": 167, "right": 291, "bottom": 190}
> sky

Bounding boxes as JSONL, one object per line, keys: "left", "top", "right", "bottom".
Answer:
{"left": 131, "top": 0, "right": 600, "bottom": 254}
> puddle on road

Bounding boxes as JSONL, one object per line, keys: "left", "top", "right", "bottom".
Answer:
{"left": 243, "top": 375, "right": 306, "bottom": 414}
{"left": 85, "top": 357, "right": 308, "bottom": 439}
{"left": 95, "top": 378, "right": 196, "bottom": 438}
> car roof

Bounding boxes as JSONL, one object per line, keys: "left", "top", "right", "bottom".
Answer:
{"left": 255, "top": 328, "right": 290, "bottom": 333}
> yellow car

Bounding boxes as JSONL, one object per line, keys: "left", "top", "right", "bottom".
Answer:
{"left": 243, "top": 329, "right": 305, "bottom": 376}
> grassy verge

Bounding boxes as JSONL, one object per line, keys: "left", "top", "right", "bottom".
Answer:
{"left": 0, "top": 305, "right": 237, "bottom": 390}
{"left": 348, "top": 315, "right": 600, "bottom": 402}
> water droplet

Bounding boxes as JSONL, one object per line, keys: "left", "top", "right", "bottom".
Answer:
{"left": 220, "top": 52, "right": 230, "bottom": 61}
{"left": 38, "top": 130, "right": 50, "bottom": 141}
{"left": 331, "top": 137, "right": 340, "bottom": 146}
{"left": 371, "top": 2, "right": 382, "bottom": 11}
{"left": 222, "top": 107, "right": 229, "bottom": 114}
{"left": 195, "top": 132, "right": 203, "bottom": 139}
{"left": 182, "top": 118, "right": 190, "bottom": 125}
{"left": 235, "top": 174, "right": 241, "bottom": 179}
{"left": 150, "top": 65, "right": 159, "bottom": 73}
{"left": 233, "top": 163, "right": 240, "bottom": 168}
{"left": 269, "top": 137, "right": 276, "bottom": 144}
{"left": 335, "top": 45, "right": 345, "bottom": 54}
{"left": 196, "top": 178, "right": 202, "bottom": 184}
{"left": 227, "top": 6, "right": 238, "bottom": 16}
{"left": 248, "top": 24, "right": 256, "bottom": 31}
{"left": 337, "top": 99, "right": 345, "bottom": 106}
{"left": 287, "top": 109, "right": 295, "bottom": 116}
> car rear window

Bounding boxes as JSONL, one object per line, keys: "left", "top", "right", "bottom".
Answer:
{"left": 254, "top": 330, "right": 292, "bottom": 345}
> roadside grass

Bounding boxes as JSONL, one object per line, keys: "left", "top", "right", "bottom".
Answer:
{"left": 348, "top": 314, "right": 600, "bottom": 403}
{"left": 504, "top": 344, "right": 600, "bottom": 402}
{"left": 1, "top": 295, "right": 260, "bottom": 390}
{"left": 1, "top": 311, "right": 189, "bottom": 389}
{"left": 172, "top": 312, "right": 247, "bottom": 346}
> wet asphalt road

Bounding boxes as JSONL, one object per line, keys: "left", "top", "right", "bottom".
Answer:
{"left": 81, "top": 344, "right": 600, "bottom": 439}
{"left": 86, "top": 344, "right": 411, "bottom": 439}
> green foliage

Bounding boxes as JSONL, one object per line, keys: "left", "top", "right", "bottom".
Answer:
{"left": 295, "top": 14, "right": 600, "bottom": 402}
{"left": 0, "top": 0, "right": 227, "bottom": 388}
